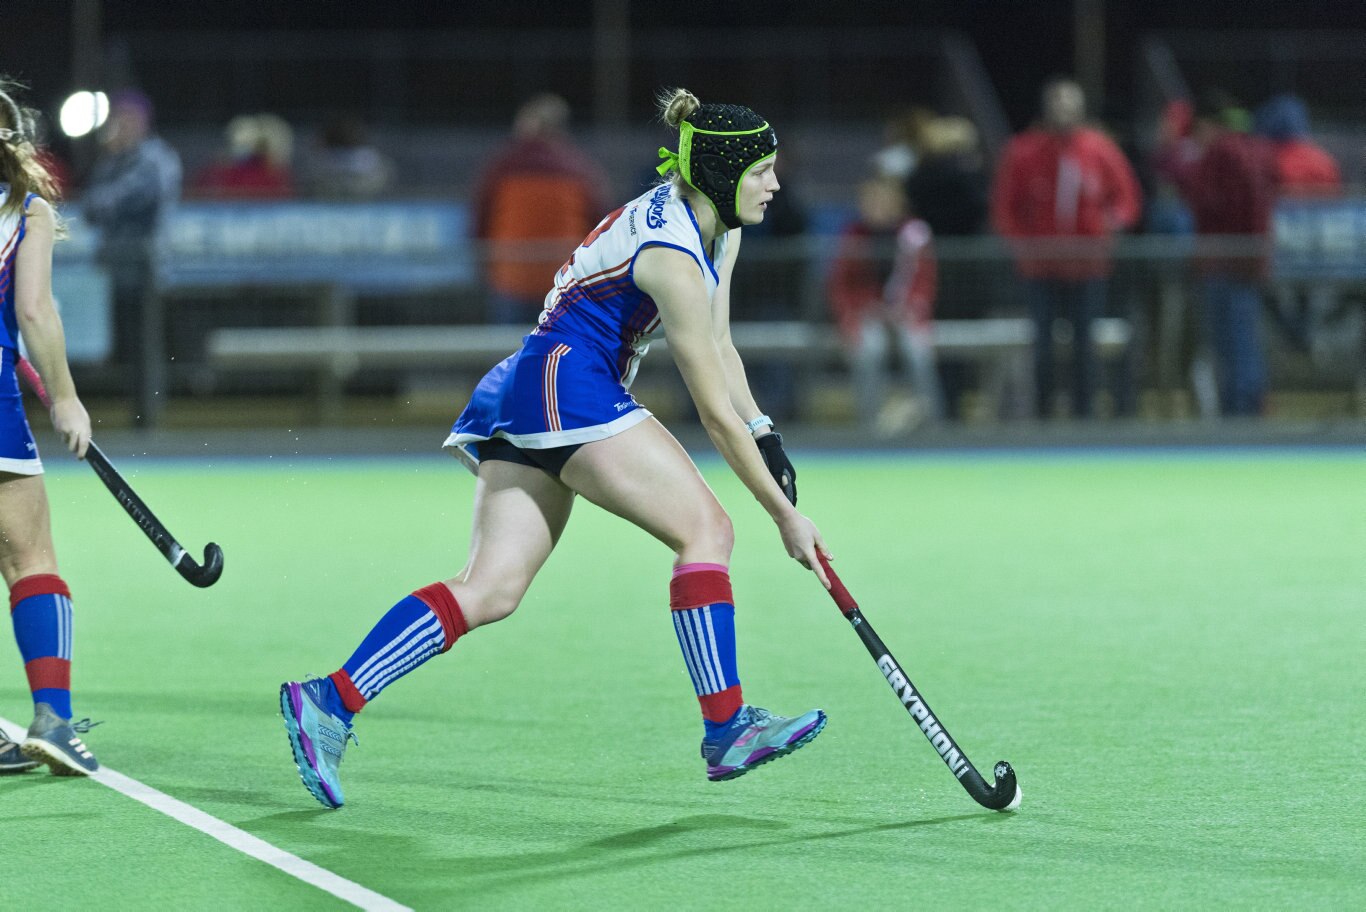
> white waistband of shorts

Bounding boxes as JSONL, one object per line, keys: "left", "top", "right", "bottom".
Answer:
{"left": 0, "top": 455, "right": 43, "bottom": 476}
{"left": 442, "top": 408, "right": 653, "bottom": 476}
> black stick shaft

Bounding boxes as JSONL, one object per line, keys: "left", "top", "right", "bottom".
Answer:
{"left": 16, "top": 357, "right": 224, "bottom": 588}
{"left": 83, "top": 440, "right": 186, "bottom": 567}
{"left": 844, "top": 606, "right": 994, "bottom": 792}
{"left": 818, "top": 555, "right": 1018, "bottom": 811}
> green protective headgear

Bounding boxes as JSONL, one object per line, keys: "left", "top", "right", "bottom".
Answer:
{"left": 656, "top": 103, "right": 777, "bottom": 230}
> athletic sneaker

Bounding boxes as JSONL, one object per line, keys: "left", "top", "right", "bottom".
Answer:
{"left": 20, "top": 703, "right": 100, "bottom": 776}
{"left": 0, "top": 726, "right": 40, "bottom": 774}
{"left": 702, "top": 704, "right": 827, "bottom": 781}
{"left": 279, "top": 679, "right": 354, "bottom": 809}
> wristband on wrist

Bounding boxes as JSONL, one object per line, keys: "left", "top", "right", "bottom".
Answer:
{"left": 745, "top": 414, "right": 775, "bottom": 436}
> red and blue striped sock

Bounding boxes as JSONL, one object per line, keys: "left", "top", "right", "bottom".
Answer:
{"left": 9, "top": 574, "right": 74, "bottom": 720}
{"left": 325, "top": 582, "right": 468, "bottom": 724}
{"left": 670, "top": 563, "right": 742, "bottom": 739}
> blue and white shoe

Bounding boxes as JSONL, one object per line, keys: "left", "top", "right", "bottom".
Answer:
{"left": 0, "top": 725, "right": 40, "bottom": 774}
{"left": 279, "top": 679, "right": 354, "bottom": 809}
{"left": 702, "top": 704, "right": 827, "bottom": 781}
{"left": 20, "top": 703, "right": 100, "bottom": 776}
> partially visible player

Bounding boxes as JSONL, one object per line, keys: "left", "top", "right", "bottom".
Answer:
{"left": 0, "top": 80, "right": 99, "bottom": 776}
{"left": 280, "top": 88, "right": 832, "bottom": 808}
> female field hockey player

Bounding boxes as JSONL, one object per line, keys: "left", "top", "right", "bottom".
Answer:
{"left": 281, "top": 89, "right": 832, "bottom": 808}
{"left": 0, "top": 81, "right": 100, "bottom": 776}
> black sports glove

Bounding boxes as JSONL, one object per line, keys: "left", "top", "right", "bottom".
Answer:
{"left": 756, "top": 431, "right": 797, "bottom": 506}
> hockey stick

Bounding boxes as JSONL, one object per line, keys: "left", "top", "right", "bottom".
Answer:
{"left": 817, "top": 555, "right": 1020, "bottom": 811}
{"left": 17, "top": 357, "right": 224, "bottom": 588}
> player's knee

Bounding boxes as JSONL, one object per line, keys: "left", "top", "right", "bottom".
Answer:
{"left": 461, "top": 581, "right": 528, "bottom": 628}
{"left": 0, "top": 552, "right": 58, "bottom": 589}
{"left": 687, "top": 505, "right": 734, "bottom": 558}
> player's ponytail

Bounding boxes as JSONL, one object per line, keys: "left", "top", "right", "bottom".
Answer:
{"left": 657, "top": 88, "right": 701, "bottom": 129}
{"left": 0, "top": 79, "right": 62, "bottom": 219}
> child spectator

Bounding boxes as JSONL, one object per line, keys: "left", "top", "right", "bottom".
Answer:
{"left": 827, "top": 176, "right": 943, "bottom": 435}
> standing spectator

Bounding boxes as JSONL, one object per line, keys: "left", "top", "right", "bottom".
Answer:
{"left": 81, "top": 89, "right": 181, "bottom": 426}
{"left": 906, "top": 116, "right": 988, "bottom": 238}
{"left": 473, "top": 94, "right": 609, "bottom": 325}
{"left": 306, "top": 115, "right": 394, "bottom": 201}
{"left": 1157, "top": 89, "right": 1278, "bottom": 417}
{"left": 192, "top": 113, "right": 295, "bottom": 200}
{"left": 991, "top": 78, "right": 1142, "bottom": 419}
{"left": 1254, "top": 94, "right": 1345, "bottom": 364}
{"left": 906, "top": 116, "right": 989, "bottom": 419}
{"left": 1254, "top": 94, "right": 1342, "bottom": 198}
{"left": 827, "top": 177, "right": 943, "bottom": 435}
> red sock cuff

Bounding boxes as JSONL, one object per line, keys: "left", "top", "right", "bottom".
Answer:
{"left": 25, "top": 657, "right": 71, "bottom": 692}
{"left": 669, "top": 569, "right": 733, "bottom": 610}
{"left": 412, "top": 582, "right": 469, "bottom": 652}
{"left": 699, "top": 685, "right": 743, "bottom": 723}
{"left": 10, "top": 574, "right": 70, "bottom": 612}
{"left": 329, "top": 669, "right": 367, "bottom": 714}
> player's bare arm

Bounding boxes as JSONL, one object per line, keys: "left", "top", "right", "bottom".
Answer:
{"left": 12, "top": 198, "right": 89, "bottom": 458}
{"left": 709, "top": 230, "right": 766, "bottom": 425}
{"left": 635, "top": 245, "right": 828, "bottom": 584}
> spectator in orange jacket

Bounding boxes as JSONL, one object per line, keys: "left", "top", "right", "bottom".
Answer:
{"left": 473, "top": 94, "right": 609, "bottom": 325}
{"left": 991, "top": 78, "right": 1142, "bottom": 419}
{"left": 827, "top": 177, "right": 943, "bottom": 435}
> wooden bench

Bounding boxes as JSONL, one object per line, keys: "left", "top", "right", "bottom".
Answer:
{"left": 207, "top": 318, "right": 1134, "bottom": 421}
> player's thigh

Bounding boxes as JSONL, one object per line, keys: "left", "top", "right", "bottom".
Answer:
{"left": 0, "top": 472, "right": 57, "bottom": 583}
{"left": 457, "top": 457, "right": 575, "bottom": 601}
{"left": 559, "top": 417, "right": 730, "bottom": 557}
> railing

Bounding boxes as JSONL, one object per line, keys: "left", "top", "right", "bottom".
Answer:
{"left": 51, "top": 202, "right": 1366, "bottom": 427}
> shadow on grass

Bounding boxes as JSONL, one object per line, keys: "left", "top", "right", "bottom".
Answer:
{"left": 0, "top": 774, "right": 98, "bottom": 796}
{"left": 395, "top": 810, "right": 1003, "bottom": 904}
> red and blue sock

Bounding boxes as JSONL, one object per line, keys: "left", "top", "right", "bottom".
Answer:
{"left": 9, "top": 574, "right": 74, "bottom": 720}
{"left": 670, "top": 563, "right": 742, "bottom": 739}
{"left": 324, "top": 582, "right": 468, "bottom": 724}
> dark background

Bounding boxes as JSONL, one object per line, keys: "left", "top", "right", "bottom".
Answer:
{"left": 5, "top": 0, "right": 1366, "bottom": 129}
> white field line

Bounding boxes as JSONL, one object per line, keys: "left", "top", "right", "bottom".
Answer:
{"left": 0, "top": 714, "right": 410, "bottom": 911}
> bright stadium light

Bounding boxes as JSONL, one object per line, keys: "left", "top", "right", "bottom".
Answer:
{"left": 59, "top": 90, "right": 109, "bottom": 138}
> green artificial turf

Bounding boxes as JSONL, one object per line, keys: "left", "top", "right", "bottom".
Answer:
{"left": 2, "top": 450, "right": 1362, "bottom": 909}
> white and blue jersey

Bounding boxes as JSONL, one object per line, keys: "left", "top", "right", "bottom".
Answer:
{"left": 446, "top": 182, "right": 730, "bottom": 471}
{"left": 0, "top": 185, "right": 42, "bottom": 476}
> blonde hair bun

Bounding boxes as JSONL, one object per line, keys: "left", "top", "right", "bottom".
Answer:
{"left": 657, "top": 88, "right": 701, "bottom": 129}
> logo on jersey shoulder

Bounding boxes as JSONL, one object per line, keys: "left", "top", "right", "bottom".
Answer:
{"left": 613, "top": 400, "right": 634, "bottom": 412}
{"left": 646, "top": 184, "right": 670, "bottom": 229}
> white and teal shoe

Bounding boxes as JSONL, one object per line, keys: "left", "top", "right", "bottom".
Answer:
{"left": 702, "top": 704, "right": 827, "bottom": 781}
{"left": 279, "top": 679, "right": 354, "bottom": 808}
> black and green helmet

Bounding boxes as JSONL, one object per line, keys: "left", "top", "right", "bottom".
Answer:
{"left": 657, "top": 104, "right": 777, "bottom": 230}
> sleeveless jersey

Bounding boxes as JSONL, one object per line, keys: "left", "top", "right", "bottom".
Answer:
{"left": 0, "top": 186, "right": 42, "bottom": 474}
{"left": 445, "top": 182, "right": 731, "bottom": 469}
{"left": 0, "top": 185, "right": 36, "bottom": 352}
{"left": 532, "top": 181, "right": 729, "bottom": 387}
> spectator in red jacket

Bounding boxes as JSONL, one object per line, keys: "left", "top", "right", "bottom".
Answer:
{"left": 473, "top": 94, "right": 609, "bottom": 325}
{"left": 991, "top": 78, "right": 1142, "bottom": 419}
{"left": 1157, "top": 89, "right": 1279, "bottom": 416}
{"left": 1254, "top": 94, "right": 1342, "bottom": 199}
{"left": 827, "top": 177, "right": 942, "bottom": 435}
{"left": 1253, "top": 94, "right": 1344, "bottom": 372}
